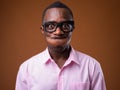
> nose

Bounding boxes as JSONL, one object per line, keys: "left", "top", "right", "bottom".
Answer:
{"left": 54, "top": 27, "right": 64, "bottom": 35}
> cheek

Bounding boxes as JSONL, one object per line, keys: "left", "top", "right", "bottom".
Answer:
{"left": 44, "top": 33, "right": 51, "bottom": 40}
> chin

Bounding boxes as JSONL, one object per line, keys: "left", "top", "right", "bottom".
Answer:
{"left": 48, "top": 43, "right": 70, "bottom": 53}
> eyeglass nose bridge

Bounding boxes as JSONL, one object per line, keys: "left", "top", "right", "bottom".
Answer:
{"left": 55, "top": 22, "right": 63, "bottom": 30}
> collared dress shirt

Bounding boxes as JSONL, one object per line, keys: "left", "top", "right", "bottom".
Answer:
{"left": 16, "top": 48, "right": 106, "bottom": 90}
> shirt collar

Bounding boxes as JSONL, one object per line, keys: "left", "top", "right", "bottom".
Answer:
{"left": 42, "top": 47, "right": 80, "bottom": 65}
{"left": 42, "top": 48, "right": 52, "bottom": 64}
{"left": 66, "top": 47, "right": 80, "bottom": 65}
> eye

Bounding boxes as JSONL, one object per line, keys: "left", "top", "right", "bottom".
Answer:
{"left": 62, "top": 23, "right": 71, "bottom": 31}
{"left": 46, "top": 23, "right": 56, "bottom": 30}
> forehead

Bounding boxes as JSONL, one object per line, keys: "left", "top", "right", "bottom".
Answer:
{"left": 43, "top": 8, "right": 73, "bottom": 22}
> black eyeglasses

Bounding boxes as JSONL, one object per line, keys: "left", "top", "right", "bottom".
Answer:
{"left": 42, "top": 21, "right": 74, "bottom": 33}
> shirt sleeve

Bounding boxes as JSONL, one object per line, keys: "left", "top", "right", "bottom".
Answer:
{"left": 15, "top": 64, "right": 28, "bottom": 90}
{"left": 90, "top": 62, "right": 106, "bottom": 90}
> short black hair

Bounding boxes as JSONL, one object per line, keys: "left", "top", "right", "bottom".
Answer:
{"left": 42, "top": 1, "right": 73, "bottom": 22}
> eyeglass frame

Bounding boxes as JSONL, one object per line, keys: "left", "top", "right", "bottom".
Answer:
{"left": 42, "top": 21, "right": 75, "bottom": 33}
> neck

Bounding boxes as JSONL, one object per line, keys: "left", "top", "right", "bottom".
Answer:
{"left": 48, "top": 45, "right": 71, "bottom": 61}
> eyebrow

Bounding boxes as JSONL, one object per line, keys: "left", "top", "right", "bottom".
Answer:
{"left": 43, "top": 20, "right": 74, "bottom": 25}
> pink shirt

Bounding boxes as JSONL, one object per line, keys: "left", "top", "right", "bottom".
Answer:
{"left": 16, "top": 48, "right": 106, "bottom": 90}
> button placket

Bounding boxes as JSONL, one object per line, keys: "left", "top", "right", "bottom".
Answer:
{"left": 57, "top": 68, "right": 65, "bottom": 90}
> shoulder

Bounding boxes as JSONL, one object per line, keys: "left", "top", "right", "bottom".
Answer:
{"left": 72, "top": 48, "right": 101, "bottom": 68}
{"left": 74, "top": 49, "right": 99, "bottom": 62}
{"left": 75, "top": 49, "right": 103, "bottom": 73}
{"left": 19, "top": 49, "right": 47, "bottom": 70}
{"left": 73, "top": 49, "right": 103, "bottom": 76}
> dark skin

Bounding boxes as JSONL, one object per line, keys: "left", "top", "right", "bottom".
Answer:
{"left": 41, "top": 8, "right": 74, "bottom": 68}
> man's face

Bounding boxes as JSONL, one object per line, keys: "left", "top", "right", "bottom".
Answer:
{"left": 41, "top": 8, "right": 74, "bottom": 48}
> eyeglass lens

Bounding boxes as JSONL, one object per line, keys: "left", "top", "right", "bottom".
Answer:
{"left": 43, "top": 21, "right": 74, "bottom": 33}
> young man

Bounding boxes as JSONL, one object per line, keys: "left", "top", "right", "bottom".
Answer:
{"left": 16, "top": 1, "right": 106, "bottom": 90}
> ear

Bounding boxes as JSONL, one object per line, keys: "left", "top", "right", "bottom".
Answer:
{"left": 40, "top": 25, "right": 44, "bottom": 34}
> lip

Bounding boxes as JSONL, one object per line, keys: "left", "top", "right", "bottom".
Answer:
{"left": 51, "top": 36, "right": 67, "bottom": 39}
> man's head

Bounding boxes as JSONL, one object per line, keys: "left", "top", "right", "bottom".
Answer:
{"left": 42, "top": 1, "right": 74, "bottom": 23}
{"left": 41, "top": 1, "right": 75, "bottom": 50}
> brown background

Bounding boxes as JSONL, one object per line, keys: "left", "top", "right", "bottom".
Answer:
{"left": 0, "top": 0, "right": 120, "bottom": 90}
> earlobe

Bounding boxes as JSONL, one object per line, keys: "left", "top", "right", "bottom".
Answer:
{"left": 40, "top": 25, "right": 44, "bottom": 34}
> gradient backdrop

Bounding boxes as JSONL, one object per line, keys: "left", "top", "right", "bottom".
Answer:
{"left": 1, "top": 0, "right": 120, "bottom": 90}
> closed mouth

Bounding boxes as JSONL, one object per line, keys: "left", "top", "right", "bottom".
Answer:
{"left": 51, "top": 36, "right": 67, "bottom": 39}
